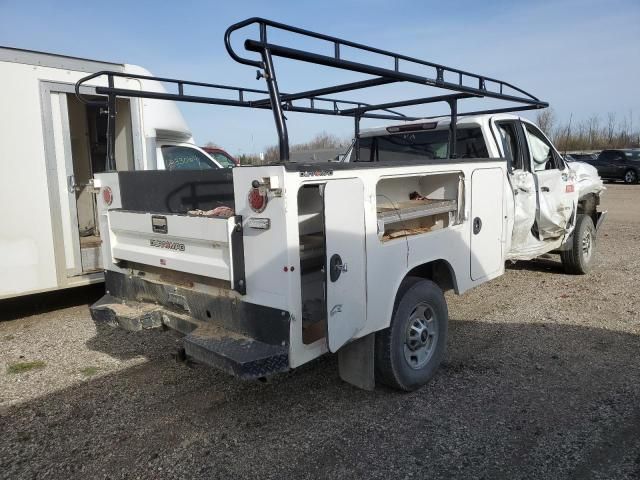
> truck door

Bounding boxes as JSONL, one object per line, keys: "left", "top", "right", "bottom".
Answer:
{"left": 494, "top": 120, "right": 537, "bottom": 249}
{"left": 324, "top": 178, "right": 367, "bottom": 352}
{"left": 522, "top": 122, "right": 578, "bottom": 240}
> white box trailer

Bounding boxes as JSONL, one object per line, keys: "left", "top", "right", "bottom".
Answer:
{"left": 86, "top": 18, "right": 604, "bottom": 391}
{"left": 0, "top": 47, "right": 222, "bottom": 300}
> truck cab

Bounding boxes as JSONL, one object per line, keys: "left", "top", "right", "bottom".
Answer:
{"left": 345, "top": 114, "right": 605, "bottom": 263}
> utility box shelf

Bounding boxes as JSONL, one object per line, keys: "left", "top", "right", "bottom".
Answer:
{"left": 377, "top": 199, "right": 458, "bottom": 226}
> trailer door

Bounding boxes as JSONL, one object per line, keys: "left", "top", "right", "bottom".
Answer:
{"left": 324, "top": 178, "right": 367, "bottom": 352}
{"left": 50, "top": 92, "right": 84, "bottom": 277}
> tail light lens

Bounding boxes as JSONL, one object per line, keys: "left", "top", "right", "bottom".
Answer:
{"left": 102, "top": 186, "right": 113, "bottom": 206}
{"left": 248, "top": 187, "right": 267, "bottom": 213}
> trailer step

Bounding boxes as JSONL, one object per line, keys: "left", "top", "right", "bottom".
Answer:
{"left": 183, "top": 325, "right": 289, "bottom": 379}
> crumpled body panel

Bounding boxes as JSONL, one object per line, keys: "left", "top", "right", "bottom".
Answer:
{"left": 569, "top": 161, "right": 604, "bottom": 198}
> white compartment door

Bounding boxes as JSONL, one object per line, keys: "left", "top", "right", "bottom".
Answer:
{"left": 324, "top": 178, "right": 367, "bottom": 352}
{"left": 470, "top": 168, "right": 505, "bottom": 281}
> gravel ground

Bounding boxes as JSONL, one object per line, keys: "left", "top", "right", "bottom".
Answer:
{"left": 1, "top": 183, "right": 639, "bottom": 479}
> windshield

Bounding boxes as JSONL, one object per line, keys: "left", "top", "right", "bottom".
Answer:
{"left": 161, "top": 146, "right": 218, "bottom": 170}
{"left": 356, "top": 127, "right": 488, "bottom": 162}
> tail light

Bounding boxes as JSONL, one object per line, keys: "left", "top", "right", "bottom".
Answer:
{"left": 102, "top": 186, "right": 113, "bottom": 206}
{"left": 248, "top": 185, "right": 267, "bottom": 213}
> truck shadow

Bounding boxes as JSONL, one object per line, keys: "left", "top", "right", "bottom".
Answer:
{"left": 3, "top": 319, "right": 640, "bottom": 478}
{"left": 0, "top": 284, "right": 104, "bottom": 323}
{"left": 506, "top": 256, "right": 566, "bottom": 274}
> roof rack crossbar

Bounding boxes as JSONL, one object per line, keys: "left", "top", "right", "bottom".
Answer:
{"left": 92, "top": 85, "right": 416, "bottom": 121}
{"left": 78, "top": 70, "right": 414, "bottom": 120}
{"left": 340, "top": 93, "right": 477, "bottom": 116}
{"left": 244, "top": 40, "right": 546, "bottom": 108}
{"left": 422, "top": 104, "right": 544, "bottom": 119}
{"left": 251, "top": 77, "right": 397, "bottom": 107}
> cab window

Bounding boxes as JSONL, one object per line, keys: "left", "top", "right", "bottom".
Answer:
{"left": 523, "top": 123, "right": 564, "bottom": 171}
{"left": 495, "top": 122, "right": 523, "bottom": 171}
{"left": 357, "top": 127, "right": 489, "bottom": 162}
{"left": 161, "top": 146, "right": 218, "bottom": 170}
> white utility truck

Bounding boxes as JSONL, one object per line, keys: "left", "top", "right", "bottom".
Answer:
{"left": 85, "top": 18, "right": 605, "bottom": 391}
{"left": 0, "top": 47, "right": 221, "bottom": 300}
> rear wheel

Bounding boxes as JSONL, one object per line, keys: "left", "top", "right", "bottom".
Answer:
{"left": 624, "top": 169, "right": 638, "bottom": 184}
{"left": 375, "top": 277, "right": 448, "bottom": 391}
{"left": 560, "top": 214, "right": 596, "bottom": 274}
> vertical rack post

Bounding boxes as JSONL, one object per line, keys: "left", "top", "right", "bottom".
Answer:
{"left": 106, "top": 74, "right": 117, "bottom": 171}
{"left": 354, "top": 114, "right": 361, "bottom": 162}
{"left": 448, "top": 98, "right": 458, "bottom": 159}
{"left": 260, "top": 48, "right": 290, "bottom": 162}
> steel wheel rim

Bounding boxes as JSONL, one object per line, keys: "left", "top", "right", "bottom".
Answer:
{"left": 625, "top": 171, "right": 636, "bottom": 183}
{"left": 582, "top": 229, "right": 592, "bottom": 261}
{"left": 403, "top": 303, "right": 438, "bottom": 370}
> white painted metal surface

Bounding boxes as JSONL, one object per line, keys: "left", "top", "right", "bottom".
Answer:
{"left": 470, "top": 168, "right": 505, "bottom": 281}
{"left": 109, "top": 211, "right": 233, "bottom": 280}
{"left": 324, "top": 179, "right": 367, "bottom": 352}
{"left": 0, "top": 47, "right": 206, "bottom": 299}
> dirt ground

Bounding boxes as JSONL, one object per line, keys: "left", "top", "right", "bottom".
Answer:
{"left": 1, "top": 183, "right": 639, "bottom": 480}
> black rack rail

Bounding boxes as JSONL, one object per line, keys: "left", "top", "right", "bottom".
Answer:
{"left": 76, "top": 17, "right": 548, "bottom": 169}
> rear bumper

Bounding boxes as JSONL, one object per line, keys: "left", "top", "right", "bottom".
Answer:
{"left": 91, "top": 271, "right": 290, "bottom": 379}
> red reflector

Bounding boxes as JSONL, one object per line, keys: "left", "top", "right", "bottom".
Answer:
{"left": 566, "top": 184, "right": 575, "bottom": 193}
{"left": 248, "top": 187, "right": 267, "bottom": 213}
{"left": 102, "top": 186, "right": 113, "bottom": 206}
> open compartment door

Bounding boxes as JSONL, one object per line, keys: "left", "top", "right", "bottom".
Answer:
{"left": 324, "top": 178, "right": 367, "bottom": 352}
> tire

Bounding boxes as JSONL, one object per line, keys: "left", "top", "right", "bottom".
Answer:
{"left": 375, "top": 277, "right": 448, "bottom": 391}
{"left": 624, "top": 169, "right": 638, "bottom": 184}
{"left": 560, "top": 214, "right": 596, "bottom": 274}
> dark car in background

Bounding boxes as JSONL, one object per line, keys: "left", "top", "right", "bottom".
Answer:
{"left": 584, "top": 149, "right": 640, "bottom": 184}
{"left": 202, "top": 146, "right": 237, "bottom": 167}
{"left": 565, "top": 152, "right": 598, "bottom": 162}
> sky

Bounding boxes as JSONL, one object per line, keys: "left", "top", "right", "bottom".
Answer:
{"left": 1, "top": 0, "right": 639, "bottom": 156}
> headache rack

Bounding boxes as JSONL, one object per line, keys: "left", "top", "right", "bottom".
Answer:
{"left": 76, "top": 17, "right": 548, "bottom": 169}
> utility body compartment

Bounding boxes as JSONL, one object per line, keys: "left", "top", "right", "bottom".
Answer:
{"left": 92, "top": 159, "right": 507, "bottom": 380}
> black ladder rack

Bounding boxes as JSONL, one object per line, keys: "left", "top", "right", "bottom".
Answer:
{"left": 76, "top": 17, "right": 548, "bottom": 169}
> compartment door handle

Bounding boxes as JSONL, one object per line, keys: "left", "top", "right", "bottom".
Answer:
{"left": 329, "top": 254, "right": 347, "bottom": 282}
{"left": 473, "top": 217, "right": 482, "bottom": 235}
